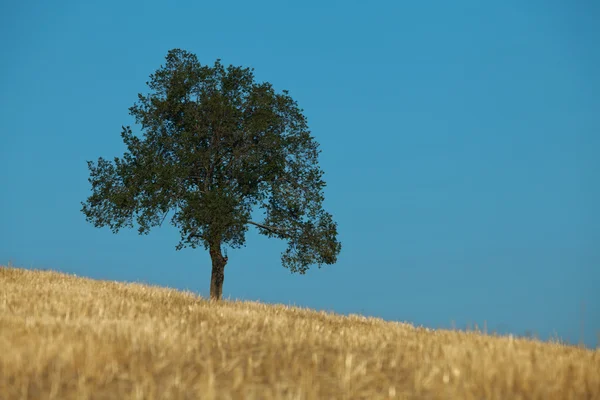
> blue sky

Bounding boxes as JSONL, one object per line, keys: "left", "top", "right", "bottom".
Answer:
{"left": 1, "top": 1, "right": 598, "bottom": 348}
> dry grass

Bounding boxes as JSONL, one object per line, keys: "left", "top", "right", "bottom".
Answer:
{"left": 0, "top": 266, "right": 598, "bottom": 400}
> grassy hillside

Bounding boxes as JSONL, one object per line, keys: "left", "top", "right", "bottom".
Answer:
{"left": 0, "top": 266, "right": 598, "bottom": 400}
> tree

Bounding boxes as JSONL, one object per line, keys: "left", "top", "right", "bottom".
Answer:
{"left": 81, "top": 49, "right": 341, "bottom": 301}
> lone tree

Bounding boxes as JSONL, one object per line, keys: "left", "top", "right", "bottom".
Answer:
{"left": 82, "top": 49, "right": 341, "bottom": 300}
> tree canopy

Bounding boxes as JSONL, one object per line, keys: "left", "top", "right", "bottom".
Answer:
{"left": 82, "top": 49, "right": 341, "bottom": 299}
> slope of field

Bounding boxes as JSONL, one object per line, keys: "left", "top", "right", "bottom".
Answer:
{"left": 0, "top": 266, "right": 598, "bottom": 400}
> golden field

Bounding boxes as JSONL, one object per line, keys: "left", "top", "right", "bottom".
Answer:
{"left": 0, "top": 266, "right": 598, "bottom": 400}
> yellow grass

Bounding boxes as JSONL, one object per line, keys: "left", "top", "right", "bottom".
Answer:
{"left": 0, "top": 266, "right": 598, "bottom": 400}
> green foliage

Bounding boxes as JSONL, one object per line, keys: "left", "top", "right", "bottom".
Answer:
{"left": 82, "top": 49, "right": 341, "bottom": 273}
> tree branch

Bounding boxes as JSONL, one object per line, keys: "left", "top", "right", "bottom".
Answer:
{"left": 186, "top": 228, "right": 201, "bottom": 242}
{"left": 248, "top": 220, "right": 286, "bottom": 233}
{"left": 159, "top": 210, "right": 169, "bottom": 227}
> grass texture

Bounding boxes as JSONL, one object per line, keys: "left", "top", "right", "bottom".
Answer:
{"left": 1, "top": 266, "right": 598, "bottom": 399}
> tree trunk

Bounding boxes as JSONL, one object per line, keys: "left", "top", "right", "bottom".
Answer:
{"left": 209, "top": 241, "right": 227, "bottom": 301}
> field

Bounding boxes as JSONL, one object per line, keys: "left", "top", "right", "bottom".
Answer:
{"left": 0, "top": 266, "right": 598, "bottom": 399}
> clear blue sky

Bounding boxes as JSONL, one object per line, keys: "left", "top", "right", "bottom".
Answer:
{"left": 1, "top": 1, "right": 598, "bottom": 348}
